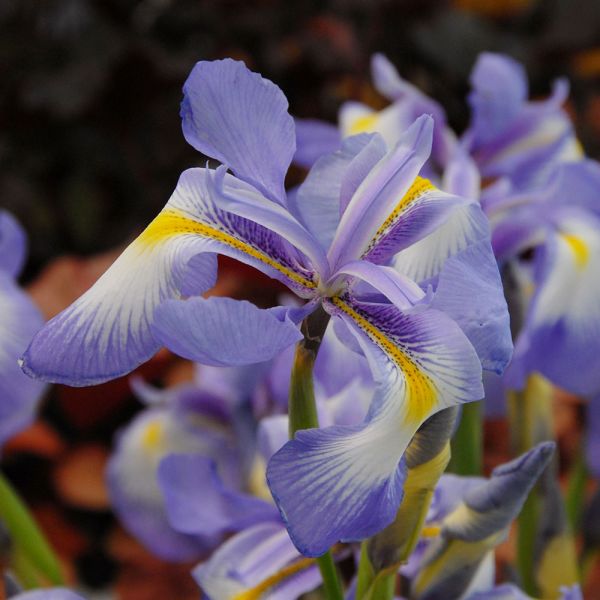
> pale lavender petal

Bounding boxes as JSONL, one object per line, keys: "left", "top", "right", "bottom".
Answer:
{"left": 442, "top": 149, "right": 481, "bottom": 199}
{"left": 430, "top": 236, "right": 513, "bottom": 374}
{"left": 327, "top": 115, "right": 434, "bottom": 270}
{"left": 0, "top": 272, "right": 46, "bottom": 446}
{"left": 181, "top": 59, "right": 295, "bottom": 204}
{"left": 158, "top": 454, "right": 278, "bottom": 539}
{"left": 12, "top": 590, "right": 88, "bottom": 600}
{"left": 0, "top": 210, "right": 27, "bottom": 278}
{"left": 293, "top": 133, "right": 385, "bottom": 251}
{"left": 152, "top": 297, "right": 302, "bottom": 367}
{"left": 468, "top": 53, "right": 528, "bottom": 144}
{"left": 294, "top": 118, "right": 341, "bottom": 169}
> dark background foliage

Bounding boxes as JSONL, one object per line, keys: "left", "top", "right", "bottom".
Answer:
{"left": 2, "top": 0, "right": 600, "bottom": 279}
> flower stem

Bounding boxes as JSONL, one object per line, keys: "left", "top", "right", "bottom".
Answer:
{"left": 449, "top": 400, "right": 482, "bottom": 475}
{"left": 288, "top": 306, "right": 343, "bottom": 600}
{"left": 0, "top": 472, "right": 64, "bottom": 586}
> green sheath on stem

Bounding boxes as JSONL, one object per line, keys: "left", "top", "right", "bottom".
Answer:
{"left": 449, "top": 400, "right": 482, "bottom": 476}
{"left": 288, "top": 307, "right": 343, "bottom": 600}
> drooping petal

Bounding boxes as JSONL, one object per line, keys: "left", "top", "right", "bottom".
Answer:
{"left": 293, "top": 134, "right": 386, "bottom": 251}
{"left": 158, "top": 454, "right": 278, "bottom": 540}
{"left": 152, "top": 297, "right": 303, "bottom": 367}
{"left": 0, "top": 210, "right": 27, "bottom": 278}
{"left": 0, "top": 272, "right": 46, "bottom": 446}
{"left": 505, "top": 214, "right": 600, "bottom": 394}
{"left": 193, "top": 522, "right": 323, "bottom": 600}
{"left": 181, "top": 59, "right": 295, "bottom": 204}
{"left": 293, "top": 118, "right": 341, "bottom": 169}
{"left": 430, "top": 238, "right": 513, "bottom": 374}
{"left": 267, "top": 295, "right": 482, "bottom": 556}
{"left": 22, "top": 168, "right": 319, "bottom": 386}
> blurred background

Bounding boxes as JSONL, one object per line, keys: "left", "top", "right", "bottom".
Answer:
{"left": 1, "top": 0, "right": 600, "bottom": 598}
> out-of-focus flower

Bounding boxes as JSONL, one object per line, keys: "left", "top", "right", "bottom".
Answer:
{"left": 295, "top": 54, "right": 454, "bottom": 171}
{"left": 9, "top": 589, "right": 87, "bottom": 600}
{"left": 0, "top": 210, "right": 46, "bottom": 446}
{"left": 22, "top": 59, "right": 511, "bottom": 557}
{"left": 463, "top": 52, "right": 582, "bottom": 189}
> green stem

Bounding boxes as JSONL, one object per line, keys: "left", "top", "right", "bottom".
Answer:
{"left": 0, "top": 472, "right": 64, "bottom": 586}
{"left": 565, "top": 444, "right": 587, "bottom": 532}
{"left": 517, "top": 490, "right": 539, "bottom": 596}
{"left": 288, "top": 307, "right": 343, "bottom": 600}
{"left": 449, "top": 400, "right": 482, "bottom": 476}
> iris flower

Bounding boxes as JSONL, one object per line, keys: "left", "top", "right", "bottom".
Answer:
{"left": 0, "top": 210, "right": 46, "bottom": 446}
{"left": 22, "top": 59, "right": 511, "bottom": 556}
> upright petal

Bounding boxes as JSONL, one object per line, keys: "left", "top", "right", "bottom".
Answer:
{"left": 293, "top": 133, "right": 385, "bottom": 251}
{"left": 22, "top": 168, "right": 318, "bottom": 386}
{"left": 0, "top": 210, "right": 27, "bottom": 278}
{"left": 267, "top": 295, "right": 482, "bottom": 556}
{"left": 328, "top": 116, "right": 433, "bottom": 271}
{"left": 181, "top": 59, "right": 295, "bottom": 204}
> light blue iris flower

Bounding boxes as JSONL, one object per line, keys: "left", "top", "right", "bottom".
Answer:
{"left": 21, "top": 59, "right": 511, "bottom": 556}
{"left": 0, "top": 211, "right": 46, "bottom": 447}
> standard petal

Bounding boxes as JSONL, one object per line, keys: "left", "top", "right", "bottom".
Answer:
{"left": 181, "top": 59, "right": 295, "bottom": 204}
{"left": 293, "top": 133, "right": 386, "bottom": 251}
{"left": 505, "top": 215, "right": 600, "bottom": 394}
{"left": 152, "top": 297, "right": 302, "bottom": 367}
{"left": 0, "top": 210, "right": 27, "bottom": 278}
{"left": 193, "top": 522, "right": 323, "bottom": 600}
{"left": 327, "top": 115, "right": 435, "bottom": 270}
{"left": 158, "top": 454, "right": 278, "bottom": 539}
{"left": 268, "top": 296, "right": 482, "bottom": 556}
{"left": 467, "top": 53, "right": 528, "bottom": 145}
{"left": 0, "top": 272, "right": 46, "bottom": 445}
{"left": 293, "top": 118, "right": 341, "bottom": 169}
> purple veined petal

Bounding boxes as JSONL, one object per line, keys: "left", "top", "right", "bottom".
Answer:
{"left": 332, "top": 260, "right": 427, "bottom": 311}
{"left": 157, "top": 454, "right": 278, "bottom": 540}
{"left": 467, "top": 53, "right": 528, "bottom": 146}
{"left": 181, "top": 59, "right": 295, "bottom": 205}
{"left": 505, "top": 215, "right": 600, "bottom": 395}
{"left": 106, "top": 406, "right": 237, "bottom": 561}
{"left": 0, "top": 210, "right": 27, "bottom": 278}
{"left": 430, "top": 238, "right": 513, "bottom": 374}
{"left": 11, "top": 590, "right": 88, "bottom": 600}
{"left": 293, "top": 133, "right": 386, "bottom": 252}
{"left": 151, "top": 297, "right": 303, "bottom": 367}
{"left": 193, "top": 522, "right": 323, "bottom": 600}
{"left": 21, "top": 167, "right": 321, "bottom": 386}
{"left": 293, "top": 118, "right": 341, "bottom": 169}
{"left": 327, "top": 115, "right": 437, "bottom": 270}
{"left": 268, "top": 295, "right": 482, "bottom": 556}
{"left": 392, "top": 200, "right": 492, "bottom": 285}
{"left": 207, "top": 166, "right": 330, "bottom": 280}
{"left": 0, "top": 272, "right": 46, "bottom": 446}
